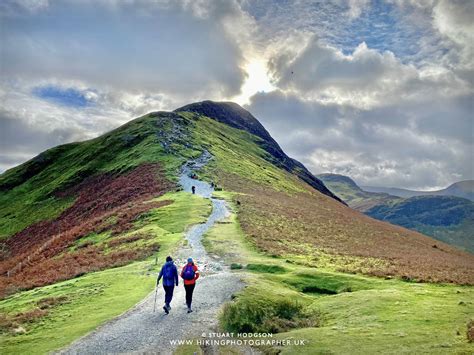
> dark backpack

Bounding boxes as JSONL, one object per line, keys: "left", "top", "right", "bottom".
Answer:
{"left": 163, "top": 264, "right": 174, "bottom": 280}
{"left": 182, "top": 264, "right": 195, "bottom": 280}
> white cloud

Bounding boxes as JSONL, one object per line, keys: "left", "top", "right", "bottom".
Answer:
{"left": 269, "top": 39, "right": 471, "bottom": 109}
{"left": 432, "top": 0, "right": 474, "bottom": 78}
{"left": 346, "top": 0, "right": 370, "bottom": 18}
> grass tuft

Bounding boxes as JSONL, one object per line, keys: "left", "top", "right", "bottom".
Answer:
{"left": 220, "top": 284, "right": 318, "bottom": 334}
{"left": 246, "top": 264, "right": 287, "bottom": 274}
{"left": 468, "top": 320, "right": 474, "bottom": 343}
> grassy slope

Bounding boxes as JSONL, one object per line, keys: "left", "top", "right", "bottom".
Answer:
{"left": 366, "top": 196, "right": 474, "bottom": 253}
{"left": 188, "top": 115, "right": 474, "bottom": 284}
{"left": 203, "top": 193, "right": 474, "bottom": 354}
{"left": 0, "top": 192, "right": 211, "bottom": 354}
{"left": 0, "top": 113, "right": 199, "bottom": 240}
{"left": 183, "top": 112, "right": 305, "bottom": 194}
{"left": 0, "top": 112, "right": 207, "bottom": 354}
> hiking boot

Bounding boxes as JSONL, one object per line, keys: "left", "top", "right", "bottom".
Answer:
{"left": 163, "top": 306, "right": 169, "bottom": 314}
{"left": 187, "top": 307, "right": 193, "bottom": 313}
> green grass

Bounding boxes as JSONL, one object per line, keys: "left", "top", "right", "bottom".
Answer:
{"left": 174, "top": 342, "right": 204, "bottom": 355}
{"left": 220, "top": 276, "right": 317, "bottom": 334}
{"left": 0, "top": 265, "right": 154, "bottom": 354}
{"left": 0, "top": 110, "right": 300, "bottom": 240}
{"left": 189, "top": 115, "right": 306, "bottom": 194}
{"left": 273, "top": 283, "right": 474, "bottom": 354}
{"left": 203, "top": 193, "right": 474, "bottom": 354}
{"left": 0, "top": 191, "right": 211, "bottom": 354}
{"left": 246, "top": 264, "right": 287, "bottom": 274}
{"left": 0, "top": 113, "right": 197, "bottom": 240}
{"left": 69, "top": 231, "right": 112, "bottom": 251}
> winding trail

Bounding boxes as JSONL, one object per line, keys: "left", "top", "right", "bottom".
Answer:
{"left": 61, "top": 154, "right": 245, "bottom": 354}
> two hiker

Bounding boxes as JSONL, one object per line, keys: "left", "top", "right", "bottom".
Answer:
{"left": 156, "top": 256, "right": 200, "bottom": 314}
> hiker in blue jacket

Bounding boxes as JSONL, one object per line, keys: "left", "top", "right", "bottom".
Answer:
{"left": 157, "top": 256, "right": 179, "bottom": 314}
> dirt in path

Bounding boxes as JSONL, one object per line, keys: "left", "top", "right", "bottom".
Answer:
{"left": 60, "top": 154, "right": 248, "bottom": 354}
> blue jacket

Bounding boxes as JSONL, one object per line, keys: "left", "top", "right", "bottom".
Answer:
{"left": 157, "top": 261, "right": 178, "bottom": 286}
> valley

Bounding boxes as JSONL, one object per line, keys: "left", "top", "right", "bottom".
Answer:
{"left": 318, "top": 173, "right": 474, "bottom": 253}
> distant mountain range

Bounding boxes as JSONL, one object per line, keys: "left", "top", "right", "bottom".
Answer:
{"left": 362, "top": 180, "right": 474, "bottom": 201}
{"left": 318, "top": 174, "right": 474, "bottom": 253}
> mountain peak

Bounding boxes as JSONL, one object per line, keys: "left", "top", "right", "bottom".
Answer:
{"left": 175, "top": 100, "right": 273, "bottom": 142}
{"left": 317, "top": 173, "right": 362, "bottom": 191}
{"left": 175, "top": 100, "right": 344, "bottom": 203}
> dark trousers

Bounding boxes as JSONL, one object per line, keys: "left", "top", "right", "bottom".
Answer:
{"left": 184, "top": 283, "right": 195, "bottom": 307}
{"left": 163, "top": 285, "right": 174, "bottom": 305}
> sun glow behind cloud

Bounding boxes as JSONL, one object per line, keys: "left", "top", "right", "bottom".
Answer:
{"left": 233, "top": 58, "right": 275, "bottom": 105}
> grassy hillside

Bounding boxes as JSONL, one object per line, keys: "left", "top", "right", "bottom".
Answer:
{"left": 203, "top": 192, "right": 474, "bottom": 354}
{"left": 319, "top": 173, "right": 474, "bottom": 253}
{"left": 0, "top": 112, "right": 198, "bottom": 240}
{"left": 1, "top": 102, "right": 473, "bottom": 354}
{"left": 179, "top": 115, "right": 473, "bottom": 283}
{"left": 0, "top": 112, "right": 206, "bottom": 297}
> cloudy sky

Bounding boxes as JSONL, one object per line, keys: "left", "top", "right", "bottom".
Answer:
{"left": 1, "top": 0, "right": 472, "bottom": 189}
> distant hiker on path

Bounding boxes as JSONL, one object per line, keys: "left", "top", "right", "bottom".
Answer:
{"left": 181, "top": 258, "right": 200, "bottom": 313}
{"left": 157, "top": 256, "right": 179, "bottom": 314}
{"left": 191, "top": 186, "right": 196, "bottom": 194}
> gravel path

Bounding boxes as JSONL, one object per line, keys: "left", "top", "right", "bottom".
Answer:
{"left": 60, "top": 154, "right": 246, "bottom": 355}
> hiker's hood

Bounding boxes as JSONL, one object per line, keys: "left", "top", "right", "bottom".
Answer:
{"left": 165, "top": 261, "right": 174, "bottom": 266}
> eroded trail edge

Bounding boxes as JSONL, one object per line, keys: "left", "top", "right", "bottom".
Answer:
{"left": 61, "top": 153, "right": 244, "bottom": 355}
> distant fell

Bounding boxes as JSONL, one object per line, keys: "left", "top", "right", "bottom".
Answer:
{"left": 317, "top": 173, "right": 400, "bottom": 211}
{"left": 318, "top": 173, "right": 363, "bottom": 191}
{"left": 363, "top": 180, "right": 474, "bottom": 201}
